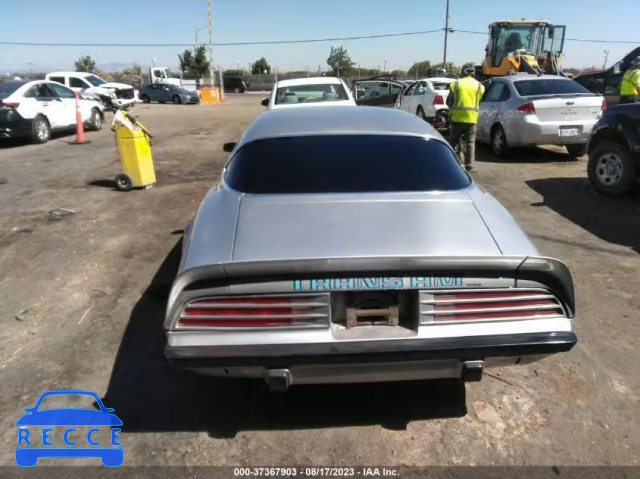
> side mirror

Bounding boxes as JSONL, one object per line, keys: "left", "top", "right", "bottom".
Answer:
{"left": 223, "top": 142, "right": 236, "bottom": 152}
{"left": 261, "top": 97, "right": 269, "bottom": 107}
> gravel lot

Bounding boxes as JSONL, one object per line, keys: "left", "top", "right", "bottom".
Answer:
{"left": 0, "top": 93, "right": 638, "bottom": 467}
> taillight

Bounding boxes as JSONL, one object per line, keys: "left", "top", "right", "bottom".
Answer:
{"left": 601, "top": 99, "right": 608, "bottom": 110}
{"left": 433, "top": 95, "right": 444, "bottom": 105}
{"left": 420, "top": 289, "right": 565, "bottom": 323}
{"left": 516, "top": 102, "right": 536, "bottom": 114}
{"left": 178, "top": 295, "right": 330, "bottom": 328}
{"left": 0, "top": 102, "right": 19, "bottom": 109}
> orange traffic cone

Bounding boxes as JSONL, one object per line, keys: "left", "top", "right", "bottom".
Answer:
{"left": 69, "top": 91, "right": 91, "bottom": 145}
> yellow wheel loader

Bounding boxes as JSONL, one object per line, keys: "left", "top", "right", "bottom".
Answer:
{"left": 479, "top": 20, "right": 566, "bottom": 79}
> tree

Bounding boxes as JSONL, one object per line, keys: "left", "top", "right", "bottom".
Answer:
{"left": 430, "top": 62, "right": 460, "bottom": 78}
{"left": 408, "top": 60, "right": 431, "bottom": 77}
{"left": 112, "top": 64, "right": 143, "bottom": 88}
{"left": 251, "top": 57, "right": 271, "bottom": 74}
{"left": 327, "top": 46, "right": 354, "bottom": 77}
{"left": 391, "top": 69, "right": 407, "bottom": 77}
{"left": 177, "top": 46, "right": 210, "bottom": 77}
{"left": 75, "top": 55, "right": 96, "bottom": 73}
{"left": 178, "top": 50, "right": 194, "bottom": 75}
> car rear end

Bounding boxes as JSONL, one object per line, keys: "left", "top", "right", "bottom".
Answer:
{"left": 0, "top": 82, "right": 31, "bottom": 140}
{"left": 507, "top": 76, "right": 606, "bottom": 146}
{"left": 164, "top": 123, "right": 576, "bottom": 390}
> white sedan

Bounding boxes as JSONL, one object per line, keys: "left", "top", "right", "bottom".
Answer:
{"left": 399, "top": 77, "right": 454, "bottom": 127}
{"left": 0, "top": 80, "right": 104, "bottom": 143}
{"left": 262, "top": 77, "right": 356, "bottom": 109}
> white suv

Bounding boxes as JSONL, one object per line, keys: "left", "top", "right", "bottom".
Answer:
{"left": 45, "top": 72, "right": 136, "bottom": 110}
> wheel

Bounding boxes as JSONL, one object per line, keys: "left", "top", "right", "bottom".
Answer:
{"left": 566, "top": 144, "right": 587, "bottom": 158}
{"left": 90, "top": 108, "right": 102, "bottom": 131}
{"left": 30, "top": 116, "right": 51, "bottom": 144}
{"left": 115, "top": 173, "right": 134, "bottom": 191}
{"left": 172, "top": 95, "right": 181, "bottom": 104}
{"left": 416, "top": 106, "right": 427, "bottom": 120}
{"left": 588, "top": 140, "right": 636, "bottom": 196}
{"left": 141, "top": 94, "right": 150, "bottom": 103}
{"left": 491, "top": 125, "right": 509, "bottom": 158}
{"left": 233, "top": 87, "right": 240, "bottom": 93}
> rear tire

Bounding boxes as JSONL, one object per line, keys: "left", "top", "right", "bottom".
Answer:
{"left": 141, "top": 94, "right": 150, "bottom": 103}
{"left": 566, "top": 144, "right": 586, "bottom": 158}
{"left": 588, "top": 140, "right": 636, "bottom": 196}
{"left": 233, "top": 87, "right": 240, "bottom": 93}
{"left": 491, "top": 125, "right": 509, "bottom": 158}
{"left": 30, "top": 116, "right": 51, "bottom": 144}
{"left": 172, "top": 95, "right": 181, "bottom": 104}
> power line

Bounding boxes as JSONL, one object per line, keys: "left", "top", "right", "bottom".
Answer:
{"left": 1, "top": 28, "right": 637, "bottom": 48}
{"left": 0, "top": 29, "right": 443, "bottom": 48}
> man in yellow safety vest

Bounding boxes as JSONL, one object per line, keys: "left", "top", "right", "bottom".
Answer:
{"left": 620, "top": 57, "right": 640, "bottom": 104}
{"left": 448, "top": 64, "right": 485, "bottom": 171}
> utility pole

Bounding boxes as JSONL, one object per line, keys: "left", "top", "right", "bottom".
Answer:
{"left": 603, "top": 50, "right": 610, "bottom": 70}
{"left": 443, "top": 0, "right": 450, "bottom": 64}
{"left": 208, "top": 0, "right": 214, "bottom": 90}
{"left": 383, "top": 60, "right": 387, "bottom": 73}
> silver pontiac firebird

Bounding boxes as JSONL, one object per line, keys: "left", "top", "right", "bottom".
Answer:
{"left": 165, "top": 106, "right": 577, "bottom": 391}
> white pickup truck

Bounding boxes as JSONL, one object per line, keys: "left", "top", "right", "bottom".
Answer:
{"left": 45, "top": 72, "right": 136, "bottom": 110}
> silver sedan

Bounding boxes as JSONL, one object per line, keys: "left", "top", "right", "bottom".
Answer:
{"left": 165, "top": 106, "right": 577, "bottom": 390}
{"left": 477, "top": 74, "right": 606, "bottom": 158}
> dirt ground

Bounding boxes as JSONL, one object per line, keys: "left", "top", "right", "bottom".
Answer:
{"left": 0, "top": 93, "right": 638, "bottom": 468}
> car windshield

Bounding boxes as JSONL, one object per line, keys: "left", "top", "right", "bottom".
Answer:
{"left": 85, "top": 75, "right": 107, "bottom": 86}
{"left": 0, "top": 81, "right": 26, "bottom": 98}
{"left": 37, "top": 393, "right": 99, "bottom": 411}
{"left": 275, "top": 83, "right": 349, "bottom": 104}
{"left": 225, "top": 135, "right": 470, "bottom": 193}
{"left": 514, "top": 79, "right": 591, "bottom": 96}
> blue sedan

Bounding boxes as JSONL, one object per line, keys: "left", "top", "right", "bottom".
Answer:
{"left": 139, "top": 84, "right": 199, "bottom": 104}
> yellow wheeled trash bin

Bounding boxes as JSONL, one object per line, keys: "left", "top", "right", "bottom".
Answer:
{"left": 112, "top": 110, "right": 156, "bottom": 191}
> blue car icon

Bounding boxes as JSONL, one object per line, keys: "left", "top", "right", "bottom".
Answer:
{"left": 16, "top": 390, "right": 123, "bottom": 467}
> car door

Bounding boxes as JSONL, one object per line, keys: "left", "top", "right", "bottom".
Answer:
{"left": 478, "top": 81, "right": 505, "bottom": 141}
{"left": 48, "top": 83, "right": 77, "bottom": 126}
{"left": 412, "top": 81, "right": 430, "bottom": 115}
{"left": 400, "top": 82, "right": 418, "bottom": 112}
{"left": 24, "top": 83, "right": 68, "bottom": 129}
{"left": 69, "top": 76, "right": 90, "bottom": 94}
{"left": 353, "top": 80, "right": 405, "bottom": 107}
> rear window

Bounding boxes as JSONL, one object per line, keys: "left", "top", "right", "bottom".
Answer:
{"left": 0, "top": 81, "right": 26, "bottom": 97}
{"left": 275, "top": 83, "right": 349, "bottom": 104}
{"left": 225, "top": 135, "right": 470, "bottom": 194}
{"left": 514, "top": 79, "right": 591, "bottom": 96}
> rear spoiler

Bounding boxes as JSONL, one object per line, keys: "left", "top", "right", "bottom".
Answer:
{"left": 166, "top": 256, "right": 575, "bottom": 327}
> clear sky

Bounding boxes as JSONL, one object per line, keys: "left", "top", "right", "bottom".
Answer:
{"left": 0, "top": 0, "right": 637, "bottom": 74}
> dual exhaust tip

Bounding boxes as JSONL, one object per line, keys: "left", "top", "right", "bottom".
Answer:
{"left": 265, "top": 360, "right": 485, "bottom": 392}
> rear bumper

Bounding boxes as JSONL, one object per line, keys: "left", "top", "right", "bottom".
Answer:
{"left": 0, "top": 117, "right": 32, "bottom": 139}
{"left": 509, "top": 117, "right": 598, "bottom": 146}
{"left": 166, "top": 331, "right": 577, "bottom": 386}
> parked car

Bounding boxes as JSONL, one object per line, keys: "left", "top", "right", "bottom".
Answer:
{"left": 399, "top": 77, "right": 454, "bottom": 128}
{"left": 587, "top": 103, "right": 640, "bottom": 196}
{"left": 165, "top": 106, "right": 577, "bottom": 391}
{"left": 352, "top": 78, "right": 405, "bottom": 108}
{"left": 224, "top": 76, "right": 248, "bottom": 93}
{"left": 477, "top": 74, "right": 607, "bottom": 158}
{"left": 0, "top": 80, "right": 104, "bottom": 143}
{"left": 262, "top": 77, "right": 356, "bottom": 109}
{"left": 45, "top": 71, "right": 136, "bottom": 110}
{"left": 574, "top": 46, "right": 640, "bottom": 106}
{"left": 138, "top": 84, "right": 199, "bottom": 104}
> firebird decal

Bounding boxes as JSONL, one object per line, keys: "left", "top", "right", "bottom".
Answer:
{"left": 293, "top": 277, "right": 464, "bottom": 291}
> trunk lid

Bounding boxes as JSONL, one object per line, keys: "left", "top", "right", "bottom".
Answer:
{"left": 232, "top": 193, "right": 501, "bottom": 262}
{"left": 527, "top": 95, "right": 603, "bottom": 122}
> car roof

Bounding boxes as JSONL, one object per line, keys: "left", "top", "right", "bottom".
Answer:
{"left": 276, "top": 76, "right": 344, "bottom": 87}
{"left": 240, "top": 106, "right": 441, "bottom": 146}
{"left": 496, "top": 74, "right": 572, "bottom": 83}
{"left": 47, "top": 71, "right": 92, "bottom": 77}
{"left": 421, "top": 77, "right": 455, "bottom": 83}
